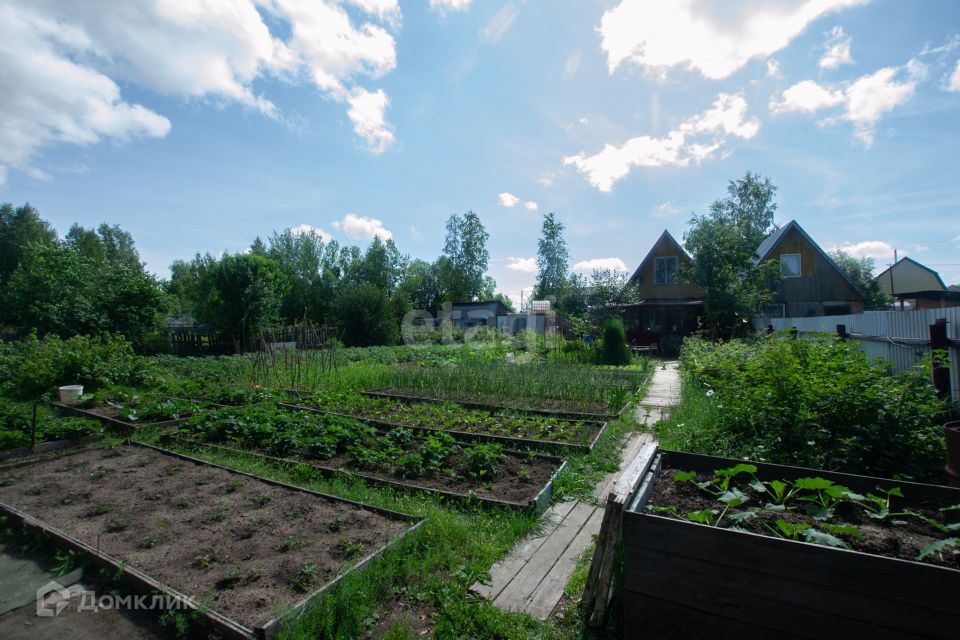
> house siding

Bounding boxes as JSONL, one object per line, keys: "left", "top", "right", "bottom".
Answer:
{"left": 761, "top": 227, "right": 864, "bottom": 316}
{"left": 631, "top": 233, "right": 703, "bottom": 300}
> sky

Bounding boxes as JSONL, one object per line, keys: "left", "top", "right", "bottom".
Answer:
{"left": 1, "top": 0, "right": 959, "bottom": 307}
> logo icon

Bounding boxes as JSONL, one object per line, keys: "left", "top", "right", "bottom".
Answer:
{"left": 36, "top": 580, "right": 71, "bottom": 617}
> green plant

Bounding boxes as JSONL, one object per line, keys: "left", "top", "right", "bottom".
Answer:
{"left": 204, "top": 507, "right": 229, "bottom": 524}
{"left": 290, "top": 564, "right": 319, "bottom": 593}
{"left": 464, "top": 443, "right": 503, "bottom": 479}
{"left": 598, "top": 317, "right": 630, "bottom": 366}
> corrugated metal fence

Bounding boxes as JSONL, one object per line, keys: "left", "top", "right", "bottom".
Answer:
{"left": 755, "top": 308, "right": 960, "bottom": 403}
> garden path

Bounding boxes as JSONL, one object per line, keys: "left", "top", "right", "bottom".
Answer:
{"left": 469, "top": 360, "right": 680, "bottom": 620}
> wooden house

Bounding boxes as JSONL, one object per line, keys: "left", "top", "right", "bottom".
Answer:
{"left": 622, "top": 230, "right": 704, "bottom": 352}
{"left": 753, "top": 220, "right": 866, "bottom": 318}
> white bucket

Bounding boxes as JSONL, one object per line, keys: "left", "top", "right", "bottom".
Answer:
{"left": 59, "top": 385, "right": 84, "bottom": 402}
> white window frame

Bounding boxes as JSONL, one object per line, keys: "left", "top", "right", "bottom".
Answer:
{"left": 780, "top": 253, "right": 802, "bottom": 278}
{"left": 654, "top": 256, "right": 678, "bottom": 285}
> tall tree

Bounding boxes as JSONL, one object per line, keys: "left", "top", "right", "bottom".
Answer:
{"left": 0, "top": 202, "right": 57, "bottom": 286}
{"left": 534, "top": 212, "right": 569, "bottom": 300}
{"left": 684, "top": 172, "right": 781, "bottom": 337}
{"left": 439, "top": 211, "right": 491, "bottom": 301}
{"left": 830, "top": 250, "right": 890, "bottom": 310}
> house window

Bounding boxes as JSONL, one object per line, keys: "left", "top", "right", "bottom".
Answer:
{"left": 780, "top": 253, "right": 801, "bottom": 278}
{"left": 654, "top": 256, "right": 678, "bottom": 285}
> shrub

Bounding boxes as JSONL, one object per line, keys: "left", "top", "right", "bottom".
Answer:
{"left": 0, "top": 332, "right": 148, "bottom": 399}
{"left": 598, "top": 318, "right": 630, "bottom": 366}
{"left": 658, "top": 334, "right": 949, "bottom": 481}
{"left": 464, "top": 442, "right": 503, "bottom": 478}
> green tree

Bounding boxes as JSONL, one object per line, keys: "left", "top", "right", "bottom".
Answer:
{"left": 684, "top": 172, "right": 781, "bottom": 337}
{"left": 334, "top": 283, "right": 398, "bottom": 346}
{"left": 0, "top": 202, "right": 57, "bottom": 286}
{"left": 439, "top": 211, "right": 491, "bottom": 301}
{"left": 199, "top": 253, "right": 287, "bottom": 345}
{"left": 830, "top": 250, "right": 890, "bottom": 310}
{"left": 534, "top": 212, "right": 569, "bottom": 300}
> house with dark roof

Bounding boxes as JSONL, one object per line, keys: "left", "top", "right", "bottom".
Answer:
{"left": 873, "top": 257, "right": 960, "bottom": 309}
{"left": 753, "top": 220, "right": 867, "bottom": 318}
{"left": 623, "top": 221, "right": 867, "bottom": 351}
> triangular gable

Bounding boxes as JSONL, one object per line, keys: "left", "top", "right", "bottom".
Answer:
{"left": 754, "top": 220, "right": 867, "bottom": 301}
{"left": 628, "top": 229, "right": 691, "bottom": 284}
{"left": 874, "top": 256, "right": 947, "bottom": 291}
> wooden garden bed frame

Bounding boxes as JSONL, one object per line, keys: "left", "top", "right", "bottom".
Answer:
{"left": 51, "top": 401, "right": 193, "bottom": 431}
{"left": 161, "top": 433, "right": 566, "bottom": 513}
{"left": 0, "top": 435, "right": 102, "bottom": 464}
{"left": 622, "top": 448, "right": 960, "bottom": 639}
{"left": 0, "top": 441, "right": 423, "bottom": 640}
{"left": 277, "top": 402, "right": 608, "bottom": 454}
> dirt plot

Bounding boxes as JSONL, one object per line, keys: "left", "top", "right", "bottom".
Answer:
{"left": 0, "top": 445, "right": 410, "bottom": 629}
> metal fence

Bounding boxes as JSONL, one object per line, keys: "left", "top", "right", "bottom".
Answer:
{"left": 755, "top": 308, "right": 960, "bottom": 403}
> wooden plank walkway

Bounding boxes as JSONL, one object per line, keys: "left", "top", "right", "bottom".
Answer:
{"left": 469, "top": 361, "right": 681, "bottom": 620}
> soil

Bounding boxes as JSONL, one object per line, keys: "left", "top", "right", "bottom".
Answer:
{"left": 175, "top": 437, "right": 560, "bottom": 506}
{"left": 0, "top": 445, "right": 411, "bottom": 630}
{"left": 370, "top": 389, "right": 618, "bottom": 420}
{"left": 648, "top": 466, "right": 960, "bottom": 569}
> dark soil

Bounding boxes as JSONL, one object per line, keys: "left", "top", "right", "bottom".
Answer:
{"left": 648, "top": 466, "right": 960, "bottom": 569}
{"left": 0, "top": 445, "right": 410, "bottom": 630}
{"left": 372, "top": 389, "right": 617, "bottom": 419}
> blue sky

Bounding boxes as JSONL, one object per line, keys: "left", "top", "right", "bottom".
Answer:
{"left": 2, "top": 0, "right": 959, "bottom": 306}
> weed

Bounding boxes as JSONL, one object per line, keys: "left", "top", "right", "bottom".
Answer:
{"left": 289, "top": 564, "right": 319, "bottom": 593}
{"left": 86, "top": 502, "right": 111, "bottom": 517}
{"left": 203, "top": 507, "right": 229, "bottom": 525}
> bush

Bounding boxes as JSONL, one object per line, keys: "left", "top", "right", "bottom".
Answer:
{"left": 598, "top": 318, "right": 630, "bottom": 366}
{"left": 657, "top": 334, "right": 949, "bottom": 481}
{"left": 0, "top": 332, "right": 149, "bottom": 399}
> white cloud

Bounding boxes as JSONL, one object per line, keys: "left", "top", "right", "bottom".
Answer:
{"left": 599, "top": 0, "right": 867, "bottom": 80}
{"left": 289, "top": 224, "right": 333, "bottom": 243}
{"left": 948, "top": 60, "right": 960, "bottom": 92}
{"left": 828, "top": 240, "right": 897, "bottom": 260}
{"left": 430, "top": 0, "right": 472, "bottom": 12}
{"left": 0, "top": 0, "right": 401, "bottom": 183}
{"left": 506, "top": 257, "right": 537, "bottom": 273}
{"left": 409, "top": 225, "right": 423, "bottom": 241}
{"left": 770, "top": 80, "right": 845, "bottom": 113}
{"left": 953, "top": 235, "right": 960, "bottom": 249}
{"left": 524, "top": 201, "right": 539, "bottom": 212}
{"left": 654, "top": 201, "right": 682, "bottom": 217}
{"left": 573, "top": 257, "right": 629, "bottom": 273}
{"left": 346, "top": 88, "right": 394, "bottom": 153}
{"left": 480, "top": 3, "right": 519, "bottom": 44}
{"left": 333, "top": 213, "right": 393, "bottom": 240}
{"left": 498, "top": 192, "right": 520, "bottom": 207}
{"left": 767, "top": 58, "right": 783, "bottom": 78}
{"left": 770, "top": 61, "right": 921, "bottom": 146}
{"left": 564, "top": 50, "right": 582, "bottom": 81}
{"left": 908, "top": 244, "right": 929, "bottom": 253}
{"left": 537, "top": 174, "right": 555, "bottom": 187}
{"left": 820, "top": 26, "right": 854, "bottom": 69}
{"left": 564, "top": 93, "right": 759, "bottom": 192}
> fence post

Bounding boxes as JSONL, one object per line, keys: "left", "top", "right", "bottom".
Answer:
{"left": 930, "top": 319, "right": 950, "bottom": 399}
{"left": 836, "top": 324, "right": 848, "bottom": 341}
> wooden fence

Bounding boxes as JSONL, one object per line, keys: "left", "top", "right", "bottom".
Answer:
{"left": 755, "top": 308, "right": 960, "bottom": 403}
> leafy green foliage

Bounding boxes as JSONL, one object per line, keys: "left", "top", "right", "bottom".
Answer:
{"left": 0, "top": 332, "right": 148, "bottom": 399}
{"left": 659, "top": 334, "right": 948, "bottom": 481}
{"left": 830, "top": 250, "right": 890, "bottom": 310}
{"left": 683, "top": 172, "right": 781, "bottom": 337}
{"left": 464, "top": 443, "right": 503, "bottom": 479}
{"left": 599, "top": 317, "right": 630, "bottom": 365}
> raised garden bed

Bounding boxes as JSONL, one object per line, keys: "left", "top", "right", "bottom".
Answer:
{"left": 177, "top": 406, "right": 567, "bottom": 511}
{"left": 165, "top": 434, "right": 564, "bottom": 512}
{"left": 279, "top": 401, "right": 608, "bottom": 453}
{"left": 52, "top": 398, "right": 197, "bottom": 430}
{"left": 0, "top": 435, "right": 102, "bottom": 463}
{"left": 0, "top": 442, "right": 421, "bottom": 640}
{"left": 622, "top": 448, "right": 960, "bottom": 639}
{"left": 362, "top": 388, "right": 625, "bottom": 421}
